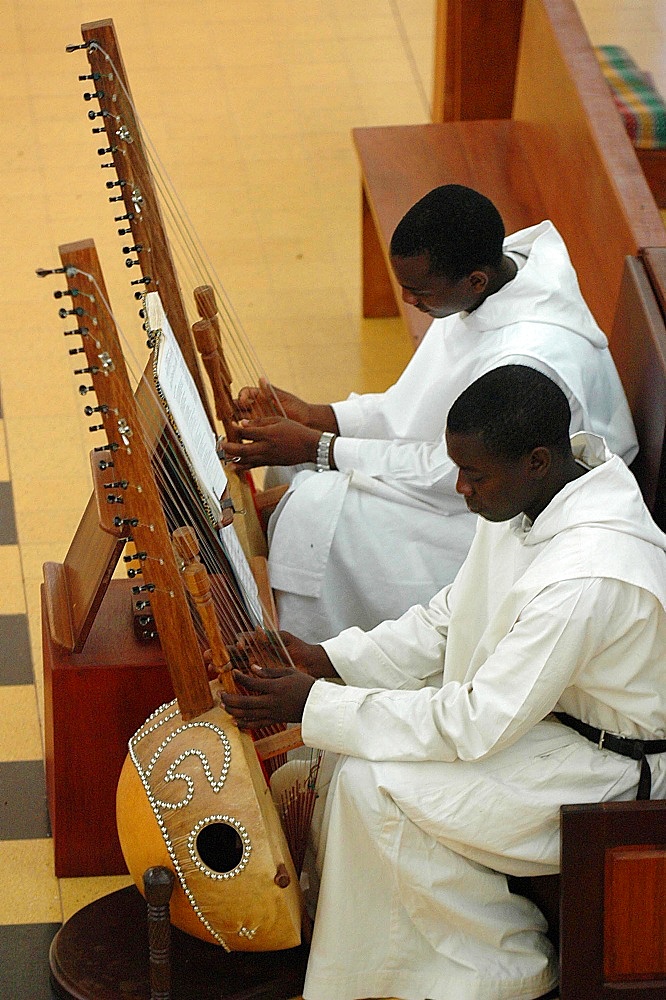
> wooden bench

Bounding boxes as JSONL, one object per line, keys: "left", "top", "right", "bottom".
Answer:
{"left": 558, "top": 254, "right": 666, "bottom": 998}
{"left": 354, "top": 0, "right": 665, "bottom": 348}
{"left": 510, "top": 253, "right": 666, "bottom": 998}
{"left": 508, "top": 798, "right": 666, "bottom": 999}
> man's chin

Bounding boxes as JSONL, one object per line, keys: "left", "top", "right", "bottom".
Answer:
{"left": 477, "top": 509, "right": 518, "bottom": 523}
{"left": 475, "top": 509, "right": 503, "bottom": 522}
{"left": 422, "top": 307, "right": 455, "bottom": 319}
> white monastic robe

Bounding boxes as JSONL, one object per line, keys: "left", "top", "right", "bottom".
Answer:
{"left": 298, "top": 435, "right": 666, "bottom": 1000}
{"left": 267, "top": 222, "right": 638, "bottom": 642}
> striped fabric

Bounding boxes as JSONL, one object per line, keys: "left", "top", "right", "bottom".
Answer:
{"left": 596, "top": 45, "right": 666, "bottom": 150}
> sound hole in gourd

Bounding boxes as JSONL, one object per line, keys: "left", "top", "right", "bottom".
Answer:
{"left": 196, "top": 821, "right": 244, "bottom": 873}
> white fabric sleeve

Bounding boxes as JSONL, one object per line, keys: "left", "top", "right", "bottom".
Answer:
{"left": 332, "top": 436, "right": 458, "bottom": 507}
{"left": 328, "top": 354, "right": 585, "bottom": 508}
{"left": 321, "top": 584, "right": 454, "bottom": 690}
{"left": 303, "top": 578, "right": 649, "bottom": 762}
{"left": 331, "top": 392, "right": 390, "bottom": 438}
{"left": 330, "top": 390, "right": 463, "bottom": 509}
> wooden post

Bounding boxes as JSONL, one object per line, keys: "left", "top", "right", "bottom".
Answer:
{"left": 432, "top": 0, "right": 524, "bottom": 122}
{"left": 144, "top": 866, "right": 175, "bottom": 1000}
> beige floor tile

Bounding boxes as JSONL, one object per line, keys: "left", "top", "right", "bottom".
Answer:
{"left": 59, "top": 873, "right": 134, "bottom": 923}
{"left": 0, "top": 547, "right": 26, "bottom": 615}
{"left": 18, "top": 504, "right": 91, "bottom": 555}
{"left": 0, "top": 424, "right": 9, "bottom": 481}
{"left": 286, "top": 60, "right": 355, "bottom": 93}
{"left": 356, "top": 319, "right": 415, "bottom": 388}
{"left": 298, "top": 99, "right": 376, "bottom": 135}
{"left": 9, "top": 433, "right": 90, "bottom": 492}
{"left": 20, "top": 542, "right": 72, "bottom": 593}
{"left": 577, "top": 0, "right": 666, "bottom": 92}
{"left": 0, "top": 839, "right": 61, "bottom": 924}
{"left": 0, "top": 687, "right": 43, "bottom": 763}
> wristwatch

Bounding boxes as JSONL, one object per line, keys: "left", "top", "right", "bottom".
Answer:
{"left": 315, "top": 431, "right": 336, "bottom": 472}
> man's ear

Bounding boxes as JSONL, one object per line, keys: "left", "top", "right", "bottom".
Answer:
{"left": 528, "top": 446, "right": 552, "bottom": 478}
{"left": 468, "top": 270, "right": 489, "bottom": 294}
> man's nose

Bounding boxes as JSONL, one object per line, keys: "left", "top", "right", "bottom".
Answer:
{"left": 456, "top": 471, "right": 473, "bottom": 497}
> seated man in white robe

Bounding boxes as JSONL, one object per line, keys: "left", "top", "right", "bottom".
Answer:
{"left": 221, "top": 365, "right": 666, "bottom": 1000}
{"left": 221, "top": 185, "right": 637, "bottom": 643}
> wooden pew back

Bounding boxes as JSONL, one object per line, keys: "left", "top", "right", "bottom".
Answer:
{"left": 559, "top": 800, "right": 666, "bottom": 997}
{"left": 512, "top": 0, "right": 664, "bottom": 336}
{"left": 426, "top": 5, "right": 666, "bottom": 991}
{"left": 610, "top": 254, "right": 666, "bottom": 528}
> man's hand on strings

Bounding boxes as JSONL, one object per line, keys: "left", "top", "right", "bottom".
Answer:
{"left": 235, "top": 377, "right": 310, "bottom": 423}
{"left": 220, "top": 662, "right": 316, "bottom": 727}
{"left": 204, "top": 629, "right": 284, "bottom": 683}
{"left": 235, "top": 629, "right": 339, "bottom": 680}
{"left": 235, "top": 377, "right": 339, "bottom": 436}
{"left": 219, "top": 416, "right": 321, "bottom": 471}
{"left": 204, "top": 628, "right": 338, "bottom": 683}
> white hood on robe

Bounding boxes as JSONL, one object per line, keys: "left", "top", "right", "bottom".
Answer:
{"left": 463, "top": 221, "right": 608, "bottom": 347}
{"left": 505, "top": 433, "right": 666, "bottom": 607}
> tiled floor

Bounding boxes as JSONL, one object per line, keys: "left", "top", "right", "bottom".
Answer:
{"left": 0, "top": 1, "right": 664, "bottom": 997}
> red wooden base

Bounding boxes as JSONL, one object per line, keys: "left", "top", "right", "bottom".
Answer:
{"left": 42, "top": 579, "right": 174, "bottom": 877}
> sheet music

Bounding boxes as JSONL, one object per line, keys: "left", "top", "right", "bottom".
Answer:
{"left": 219, "top": 522, "right": 263, "bottom": 624}
{"left": 146, "top": 291, "right": 263, "bottom": 624}
{"left": 147, "top": 292, "right": 226, "bottom": 515}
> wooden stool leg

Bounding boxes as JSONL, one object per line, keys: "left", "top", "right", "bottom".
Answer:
{"left": 144, "top": 866, "right": 175, "bottom": 1000}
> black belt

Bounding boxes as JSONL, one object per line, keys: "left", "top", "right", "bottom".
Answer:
{"left": 554, "top": 711, "right": 666, "bottom": 800}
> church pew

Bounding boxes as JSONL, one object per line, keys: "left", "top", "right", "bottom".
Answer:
{"left": 508, "top": 252, "right": 666, "bottom": 996}
{"left": 353, "top": 0, "right": 665, "bottom": 347}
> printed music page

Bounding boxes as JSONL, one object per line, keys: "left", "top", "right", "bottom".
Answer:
{"left": 146, "top": 291, "right": 263, "bottom": 624}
